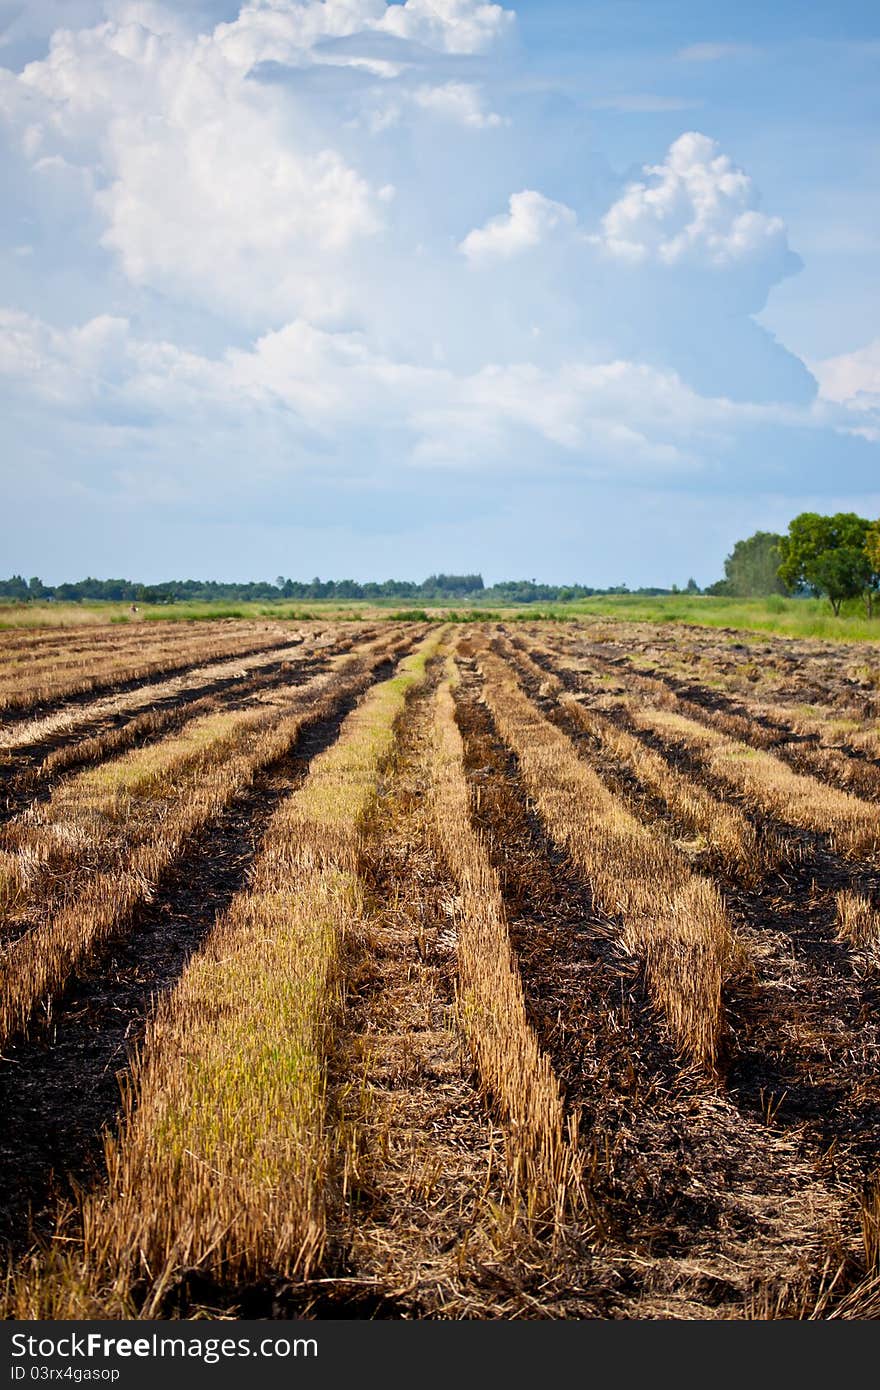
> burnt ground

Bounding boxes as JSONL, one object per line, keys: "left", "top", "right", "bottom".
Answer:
{"left": 0, "top": 672, "right": 391, "bottom": 1260}
{"left": 540, "top": 621, "right": 880, "bottom": 716}
{"left": 316, "top": 664, "right": 535, "bottom": 1319}
{"left": 520, "top": 626, "right": 880, "bottom": 793}
{"left": 450, "top": 654, "right": 868, "bottom": 1317}
{"left": 505, "top": 634, "right": 880, "bottom": 1179}
{"left": 0, "top": 629, "right": 309, "bottom": 729}
{"left": 3, "top": 622, "right": 879, "bottom": 1319}
{"left": 0, "top": 639, "right": 355, "bottom": 827}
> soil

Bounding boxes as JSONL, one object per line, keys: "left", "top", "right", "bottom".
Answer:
{"left": 3, "top": 620, "right": 879, "bottom": 1319}
{"left": 0, "top": 682, "right": 386, "bottom": 1257}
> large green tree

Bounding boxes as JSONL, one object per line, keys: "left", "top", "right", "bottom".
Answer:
{"left": 721, "top": 531, "right": 787, "bottom": 597}
{"left": 778, "top": 512, "right": 875, "bottom": 615}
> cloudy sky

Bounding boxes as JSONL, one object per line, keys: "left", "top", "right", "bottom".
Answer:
{"left": 1, "top": 0, "right": 878, "bottom": 586}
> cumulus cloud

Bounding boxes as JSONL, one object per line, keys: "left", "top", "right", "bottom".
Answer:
{"left": 1, "top": 1, "right": 875, "bottom": 584}
{"left": 597, "top": 132, "right": 797, "bottom": 275}
{"left": 412, "top": 81, "right": 503, "bottom": 127}
{"left": 212, "top": 0, "right": 514, "bottom": 71}
{"left": 0, "top": 307, "right": 130, "bottom": 402}
{"left": 0, "top": 0, "right": 515, "bottom": 325}
{"left": 0, "top": 11, "right": 387, "bottom": 323}
{"left": 362, "top": 78, "right": 503, "bottom": 132}
{"left": 376, "top": 0, "right": 514, "bottom": 54}
{"left": 459, "top": 190, "right": 577, "bottom": 264}
{"left": 0, "top": 305, "right": 812, "bottom": 489}
{"left": 814, "top": 339, "right": 880, "bottom": 408}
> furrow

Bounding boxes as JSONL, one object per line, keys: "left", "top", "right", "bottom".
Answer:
{"left": 0, "top": 623, "right": 324, "bottom": 719}
{"left": 525, "top": 625, "right": 880, "bottom": 803}
{"left": 0, "top": 637, "right": 362, "bottom": 825}
{"left": 0, "top": 632, "right": 418, "bottom": 1048}
{"left": 1, "top": 634, "right": 442, "bottom": 1318}
{"left": 426, "top": 659, "right": 583, "bottom": 1221}
{"left": 450, "top": 648, "right": 851, "bottom": 1319}
{"left": 497, "top": 633, "right": 771, "bottom": 882}
{"left": 630, "top": 705, "right": 879, "bottom": 861}
{"left": 472, "top": 639, "right": 738, "bottom": 1072}
{"left": 0, "top": 694, "right": 368, "bottom": 1256}
{"left": 319, "top": 657, "right": 581, "bottom": 1317}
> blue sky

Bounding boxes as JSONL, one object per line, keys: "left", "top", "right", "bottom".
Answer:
{"left": 1, "top": 0, "right": 878, "bottom": 586}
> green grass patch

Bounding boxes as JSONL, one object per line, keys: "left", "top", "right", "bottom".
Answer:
{"left": 5, "top": 591, "right": 880, "bottom": 641}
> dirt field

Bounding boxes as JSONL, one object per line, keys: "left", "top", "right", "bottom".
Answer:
{"left": 1, "top": 616, "right": 879, "bottom": 1319}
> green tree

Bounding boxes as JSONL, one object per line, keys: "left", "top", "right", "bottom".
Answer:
{"left": 778, "top": 512, "right": 873, "bottom": 615}
{"left": 722, "top": 531, "right": 786, "bottom": 597}
{"left": 864, "top": 521, "right": 880, "bottom": 616}
{"left": 0, "top": 575, "right": 30, "bottom": 600}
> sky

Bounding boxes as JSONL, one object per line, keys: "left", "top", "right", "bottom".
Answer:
{"left": 0, "top": 0, "right": 878, "bottom": 587}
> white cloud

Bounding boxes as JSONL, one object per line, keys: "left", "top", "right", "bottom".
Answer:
{"left": 813, "top": 339, "right": 880, "bottom": 408}
{"left": 212, "top": 0, "right": 513, "bottom": 71}
{"left": 362, "top": 78, "right": 503, "bottom": 132}
{"left": 1, "top": 10, "right": 385, "bottom": 324}
{"left": 0, "top": 306, "right": 809, "bottom": 488}
{"left": 0, "top": 1, "right": 515, "bottom": 326}
{"left": 597, "top": 132, "right": 794, "bottom": 273}
{"left": 412, "top": 81, "right": 503, "bottom": 127}
{"left": 375, "top": 0, "right": 515, "bottom": 55}
{"left": 459, "top": 189, "right": 577, "bottom": 264}
{"left": 0, "top": 308, "right": 130, "bottom": 402}
{"left": 1, "top": 0, "right": 874, "bottom": 574}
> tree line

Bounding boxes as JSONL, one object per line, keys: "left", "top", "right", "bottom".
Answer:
{"left": 708, "top": 513, "right": 880, "bottom": 615}
{"left": 8, "top": 515, "right": 875, "bottom": 614}
{"left": 0, "top": 573, "right": 687, "bottom": 605}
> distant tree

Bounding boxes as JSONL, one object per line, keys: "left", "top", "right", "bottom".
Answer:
{"left": 685, "top": 577, "right": 700, "bottom": 594}
{"left": 421, "top": 573, "right": 484, "bottom": 598}
{"left": 721, "top": 531, "right": 786, "bottom": 597}
{"left": 135, "top": 584, "right": 175, "bottom": 604}
{"left": 863, "top": 520, "right": 880, "bottom": 616}
{"left": 779, "top": 512, "right": 873, "bottom": 615}
{"left": 0, "top": 574, "right": 30, "bottom": 600}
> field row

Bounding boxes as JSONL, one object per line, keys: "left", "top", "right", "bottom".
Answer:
{"left": 1, "top": 620, "right": 879, "bottom": 1318}
{"left": 0, "top": 620, "right": 378, "bottom": 715}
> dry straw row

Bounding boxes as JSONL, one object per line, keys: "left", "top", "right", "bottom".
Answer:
{"left": 0, "top": 631, "right": 415, "bottom": 1046}
{"left": 4, "top": 633, "right": 442, "bottom": 1318}
{"left": 427, "top": 660, "right": 584, "bottom": 1225}
{"left": 530, "top": 626, "right": 880, "bottom": 831}
{"left": 498, "top": 633, "right": 765, "bottom": 880}
{"left": 630, "top": 704, "right": 879, "bottom": 860}
{"left": 0, "top": 628, "right": 341, "bottom": 753}
{"left": 0, "top": 621, "right": 298, "bottom": 714}
{"left": 475, "top": 643, "right": 737, "bottom": 1072}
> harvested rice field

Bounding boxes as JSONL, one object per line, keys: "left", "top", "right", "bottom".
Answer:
{"left": 2, "top": 615, "right": 880, "bottom": 1320}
